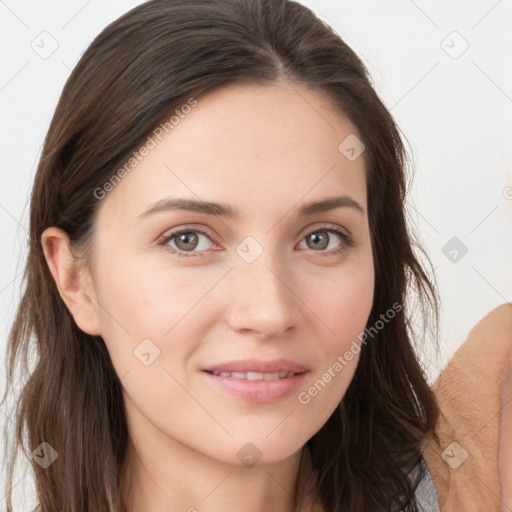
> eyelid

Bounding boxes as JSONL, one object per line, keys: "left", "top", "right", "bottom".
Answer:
{"left": 159, "top": 224, "right": 216, "bottom": 241}
{"left": 300, "top": 222, "right": 352, "bottom": 240}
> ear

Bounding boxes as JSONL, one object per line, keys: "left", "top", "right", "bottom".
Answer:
{"left": 41, "top": 226, "right": 102, "bottom": 336}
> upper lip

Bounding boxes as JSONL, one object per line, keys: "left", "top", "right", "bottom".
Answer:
{"left": 203, "top": 359, "right": 309, "bottom": 374}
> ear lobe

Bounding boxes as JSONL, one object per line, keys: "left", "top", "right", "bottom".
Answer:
{"left": 41, "top": 226, "right": 102, "bottom": 336}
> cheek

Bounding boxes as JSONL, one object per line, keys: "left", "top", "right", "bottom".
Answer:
{"left": 92, "top": 254, "right": 228, "bottom": 367}
{"left": 302, "top": 256, "right": 374, "bottom": 395}
{"left": 307, "top": 257, "right": 375, "bottom": 352}
{"left": 293, "top": 265, "right": 373, "bottom": 432}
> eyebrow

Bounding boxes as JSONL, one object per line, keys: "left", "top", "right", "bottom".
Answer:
{"left": 138, "top": 194, "right": 366, "bottom": 219}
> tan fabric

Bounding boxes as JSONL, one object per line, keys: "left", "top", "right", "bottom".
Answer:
{"left": 423, "top": 303, "right": 512, "bottom": 511}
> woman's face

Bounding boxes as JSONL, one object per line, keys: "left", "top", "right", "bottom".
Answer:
{"left": 87, "top": 80, "right": 374, "bottom": 466}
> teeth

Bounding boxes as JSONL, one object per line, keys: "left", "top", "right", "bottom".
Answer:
{"left": 211, "top": 371, "right": 296, "bottom": 380}
{"left": 247, "top": 372, "right": 264, "bottom": 381}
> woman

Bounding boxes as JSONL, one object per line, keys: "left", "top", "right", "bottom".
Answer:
{"left": 1, "top": 0, "right": 440, "bottom": 510}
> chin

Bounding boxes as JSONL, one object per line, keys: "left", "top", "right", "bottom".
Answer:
{"left": 218, "top": 436, "right": 307, "bottom": 468}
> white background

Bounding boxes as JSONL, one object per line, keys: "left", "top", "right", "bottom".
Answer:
{"left": 1, "top": 1, "right": 511, "bottom": 508}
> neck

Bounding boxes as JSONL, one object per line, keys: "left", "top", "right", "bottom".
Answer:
{"left": 120, "top": 437, "right": 320, "bottom": 512}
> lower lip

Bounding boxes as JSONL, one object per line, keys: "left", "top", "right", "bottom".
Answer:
{"left": 202, "top": 371, "right": 309, "bottom": 403}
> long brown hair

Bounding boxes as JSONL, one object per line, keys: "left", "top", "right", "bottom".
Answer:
{"left": 1, "top": 1, "right": 439, "bottom": 510}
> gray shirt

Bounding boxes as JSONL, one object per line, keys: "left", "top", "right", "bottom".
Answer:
{"left": 412, "top": 457, "right": 440, "bottom": 512}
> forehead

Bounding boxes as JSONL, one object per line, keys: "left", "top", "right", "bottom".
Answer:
{"left": 98, "top": 80, "right": 367, "bottom": 222}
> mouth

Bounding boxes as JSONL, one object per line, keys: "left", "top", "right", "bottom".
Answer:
{"left": 202, "top": 359, "right": 310, "bottom": 402}
{"left": 206, "top": 370, "right": 301, "bottom": 380}
{"left": 203, "top": 358, "right": 309, "bottom": 375}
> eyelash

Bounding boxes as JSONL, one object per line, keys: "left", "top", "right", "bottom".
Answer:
{"left": 158, "top": 224, "right": 354, "bottom": 258}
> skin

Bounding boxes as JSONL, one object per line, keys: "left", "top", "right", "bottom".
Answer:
{"left": 42, "top": 79, "right": 375, "bottom": 512}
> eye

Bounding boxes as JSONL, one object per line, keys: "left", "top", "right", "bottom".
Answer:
{"left": 159, "top": 228, "right": 216, "bottom": 257}
{"left": 297, "top": 225, "right": 354, "bottom": 254}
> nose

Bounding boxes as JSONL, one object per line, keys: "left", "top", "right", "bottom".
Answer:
{"left": 225, "top": 254, "right": 299, "bottom": 340}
